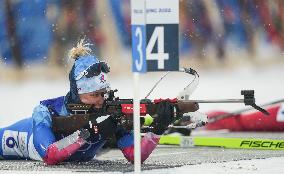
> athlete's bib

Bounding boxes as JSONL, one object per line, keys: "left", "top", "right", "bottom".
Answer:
{"left": 2, "top": 130, "right": 29, "bottom": 157}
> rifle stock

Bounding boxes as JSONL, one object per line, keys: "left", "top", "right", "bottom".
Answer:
{"left": 52, "top": 114, "right": 90, "bottom": 135}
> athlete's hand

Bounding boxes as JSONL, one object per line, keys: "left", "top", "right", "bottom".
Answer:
{"left": 88, "top": 115, "right": 118, "bottom": 139}
{"left": 152, "top": 101, "right": 175, "bottom": 135}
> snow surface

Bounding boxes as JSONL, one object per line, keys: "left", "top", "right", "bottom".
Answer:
{"left": 1, "top": 157, "right": 284, "bottom": 174}
{"left": 1, "top": 63, "right": 284, "bottom": 173}
{"left": 140, "top": 157, "right": 284, "bottom": 174}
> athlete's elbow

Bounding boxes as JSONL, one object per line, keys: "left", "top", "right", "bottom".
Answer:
{"left": 44, "top": 157, "right": 59, "bottom": 165}
{"left": 43, "top": 145, "right": 61, "bottom": 165}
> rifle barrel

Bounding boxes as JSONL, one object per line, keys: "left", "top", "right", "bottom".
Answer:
{"left": 180, "top": 99, "right": 244, "bottom": 103}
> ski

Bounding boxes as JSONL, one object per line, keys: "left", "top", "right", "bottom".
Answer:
{"left": 159, "top": 135, "right": 284, "bottom": 150}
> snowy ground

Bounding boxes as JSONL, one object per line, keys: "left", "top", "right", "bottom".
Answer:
{"left": 143, "top": 157, "right": 284, "bottom": 174}
{"left": 1, "top": 63, "right": 284, "bottom": 173}
{"left": 1, "top": 157, "right": 284, "bottom": 174}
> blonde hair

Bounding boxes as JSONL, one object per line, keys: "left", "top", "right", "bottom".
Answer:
{"left": 69, "top": 39, "right": 92, "bottom": 60}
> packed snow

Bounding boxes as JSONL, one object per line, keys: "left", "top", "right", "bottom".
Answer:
{"left": 140, "top": 157, "right": 284, "bottom": 174}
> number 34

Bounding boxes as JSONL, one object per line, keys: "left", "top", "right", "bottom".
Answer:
{"left": 135, "top": 26, "right": 169, "bottom": 70}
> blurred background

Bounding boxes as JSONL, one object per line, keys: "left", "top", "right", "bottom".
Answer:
{"left": 0, "top": 0, "right": 283, "bottom": 79}
{"left": 0, "top": 0, "right": 284, "bottom": 126}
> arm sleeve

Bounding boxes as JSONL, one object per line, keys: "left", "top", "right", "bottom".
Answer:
{"left": 116, "top": 129, "right": 160, "bottom": 163}
{"left": 32, "top": 105, "right": 88, "bottom": 165}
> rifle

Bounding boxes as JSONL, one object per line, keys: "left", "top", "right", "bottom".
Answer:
{"left": 52, "top": 89, "right": 268, "bottom": 135}
{"left": 52, "top": 68, "right": 269, "bottom": 134}
{"left": 51, "top": 91, "right": 199, "bottom": 135}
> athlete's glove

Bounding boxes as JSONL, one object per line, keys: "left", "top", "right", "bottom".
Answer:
{"left": 151, "top": 101, "right": 175, "bottom": 135}
{"left": 87, "top": 114, "right": 118, "bottom": 139}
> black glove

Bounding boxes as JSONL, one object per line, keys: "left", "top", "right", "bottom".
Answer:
{"left": 152, "top": 101, "right": 175, "bottom": 135}
{"left": 87, "top": 114, "right": 118, "bottom": 139}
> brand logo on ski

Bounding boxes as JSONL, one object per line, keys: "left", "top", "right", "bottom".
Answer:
{"left": 240, "top": 140, "right": 284, "bottom": 149}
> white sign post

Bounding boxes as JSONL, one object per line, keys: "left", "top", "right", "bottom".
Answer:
{"left": 131, "top": 1, "right": 146, "bottom": 173}
{"left": 131, "top": 0, "right": 179, "bottom": 173}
